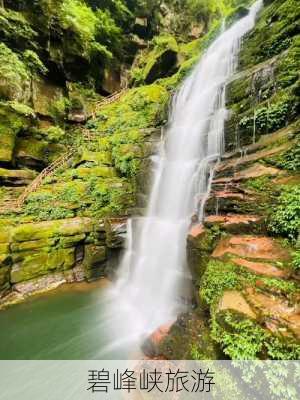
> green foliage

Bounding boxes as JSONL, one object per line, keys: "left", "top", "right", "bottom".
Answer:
{"left": 41, "top": 126, "right": 65, "bottom": 143}
{"left": 239, "top": 94, "right": 296, "bottom": 136}
{"left": 240, "top": 0, "right": 300, "bottom": 68}
{"left": 292, "top": 250, "right": 300, "bottom": 272}
{"left": 23, "top": 50, "right": 48, "bottom": 75}
{"left": 244, "top": 175, "right": 273, "bottom": 192}
{"left": 49, "top": 96, "right": 70, "bottom": 123}
{"left": 269, "top": 185, "right": 300, "bottom": 241}
{"left": 199, "top": 260, "right": 239, "bottom": 306}
{"left": 0, "top": 43, "right": 29, "bottom": 101}
{"left": 260, "top": 276, "right": 298, "bottom": 295}
{"left": 212, "top": 311, "right": 300, "bottom": 360}
{"left": 24, "top": 193, "right": 75, "bottom": 221}
{"left": 213, "top": 312, "right": 266, "bottom": 359}
{"left": 269, "top": 141, "right": 300, "bottom": 171}
{"left": 58, "top": 0, "right": 123, "bottom": 60}
{"left": 91, "top": 84, "right": 169, "bottom": 177}
{"left": 0, "top": 7, "right": 37, "bottom": 48}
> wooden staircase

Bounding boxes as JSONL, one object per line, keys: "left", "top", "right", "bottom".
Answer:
{"left": 16, "top": 148, "right": 77, "bottom": 208}
{"left": 0, "top": 148, "right": 77, "bottom": 213}
{"left": 0, "top": 91, "right": 126, "bottom": 214}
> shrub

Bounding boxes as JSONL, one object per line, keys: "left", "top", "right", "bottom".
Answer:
{"left": 269, "top": 186, "right": 300, "bottom": 241}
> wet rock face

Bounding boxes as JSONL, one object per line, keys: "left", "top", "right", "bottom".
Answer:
{"left": 144, "top": 49, "right": 178, "bottom": 84}
{"left": 0, "top": 217, "right": 126, "bottom": 301}
{"left": 186, "top": 0, "right": 300, "bottom": 359}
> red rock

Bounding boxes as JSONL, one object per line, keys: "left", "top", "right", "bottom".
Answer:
{"left": 246, "top": 288, "right": 300, "bottom": 338}
{"left": 213, "top": 235, "right": 290, "bottom": 261}
{"left": 205, "top": 214, "right": 262, "bottom": 227}
{"left": 232, "top": 258, "right": 288, "bottom": 278}
{"left": 214, "top": 191, "right": 244, "bottom": 199}
{"left": 188, "top": 224, "right": 204, "bottom": 239}
{"left": 218, "top": 290, "right": 256, "bottom": 319}
{"left": 149, "top": 322, "right": 173, "bottom": 347}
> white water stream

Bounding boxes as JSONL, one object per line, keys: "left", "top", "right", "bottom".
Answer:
{"left": 103, "top": 0, "right": 262, "bottom": 356}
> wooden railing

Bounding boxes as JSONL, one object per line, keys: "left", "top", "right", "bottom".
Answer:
{"left": 95, "top": 90, "right": 126, "bottom": 108}
{"left": 16, "top": 148, "right": 77, "bottom": 208}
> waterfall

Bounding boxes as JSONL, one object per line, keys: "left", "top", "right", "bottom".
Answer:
{"left": 104, "top": 0, "right": 263, "bottom": 355}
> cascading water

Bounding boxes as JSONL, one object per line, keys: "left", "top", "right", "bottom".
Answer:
{"left": 102, "top": 0, "right": 262, "bottom": 356}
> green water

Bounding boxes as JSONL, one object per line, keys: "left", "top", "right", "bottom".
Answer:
{"left": 0, "top": 281, "right": 130, "bottom": 360}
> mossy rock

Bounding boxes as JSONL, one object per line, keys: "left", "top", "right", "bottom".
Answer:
{"left": 0, "top": 228, "right": 12, "bottom": 243}
{"left": 239, "top": 0, "right": 300, "bottom": 69}
{"left": 10, "top": 247, "right": 75, "bottom": 283}
{"left": 153, "top": 311, "right": 220, "bottom": 360}
{"left": 83, "top": 244, "right": 107, "bottom": 280}
{"left": 0, "top": 243, "right": 9, "bottom": 254}
{"left": 79, "top": 150, "right": 112, "bottom": 166}
{"left": 11, "top": 217, "right": 99, "bottom": 242}
{"left": 0, "top": 266, "right": 10, "bottom": 292}
{"left": 0, "top": 102, "right": 32, "bottom": 163}
{"left": 0, "top": 253, "right": 11, "bottom": 267}
{"left": 0, "top": 167, "right": 37, "bottom": 185}
{"left": 75, "top": 167, "right": 116, "bottom": 179}
{"left": 187, "top": 227, "right": 221, "bottom": 281}
{"left": 32, "top": 79, "right": 65, "bottom": 117}
{"left": 58, "top": 233, "right": 86, "bottom": 248}
{"left": 0, "top": 43, "right": 31, "bottom": 102}
{"left": 133, "top": 35, "right": 179, "bottom": 85}
{"left": 15, "top": 137, "right": 65, "bottom": 168}
{"left": 11, "top": 238, "right": 57, "bottom": 252}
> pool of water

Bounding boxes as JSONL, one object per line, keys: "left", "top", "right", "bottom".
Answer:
{"left": 0, "top": 280, "right": 137, "bottom": 360}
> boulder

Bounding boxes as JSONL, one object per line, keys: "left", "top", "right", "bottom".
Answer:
{"left": 102, "top": 68, "right": 121, "bottom": 95}
{"left": 0, "top": 168, "right": 37, "bottom": 186}
{"left": 213, "top": 235, "right": 291, "bottom": 262}
{"left": 10, "top": 247, "right": 75, "bottom": 283}
{"left": 11, "top": 217, "right": 103, "bottom": 242}
{"left": 78, "top": 150, "right": 112, "bottom": 166}
{"left": 15, "top": 137, "right": 65, "bottom": 169}
{"left": 32, "top": 79, "right": 64, "bottom": 117}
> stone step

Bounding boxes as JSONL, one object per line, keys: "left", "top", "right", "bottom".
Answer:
{"left": 221, "top": 120, "right": 299, "bottom": 162}
{"left": 212, "top": 235, "right": 291, "bottom": 262}
{"left": 213, "top": 163, "right": 283, "bottom": 184}
{"left": 232, "top": 258, "right": 288, "bottom": 278}
{"left": 218, "top": 290, "right": 256, "bottom": 319}
{"left": 245, "top": 288, "right": 300, "bottom": 338}
{"left": 204, "top": 214, "right": 263, "bottom": 234}
{"left": 205, "top": 189, "right": 256, "bottom": 215}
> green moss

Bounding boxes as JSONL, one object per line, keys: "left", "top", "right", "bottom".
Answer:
{"left": 260, "top": 276, "right": 299, "bottom": 295}
{"left": 0, "top": 101, "right": 32, "bottom": 163}
{"left": 239, "top": 0, "right": 300, "bottom": 69}
{"left": 0, "top": 43, "right": 30, "bottom": 101}
{"left": 212, "top": 310, "right": 300, "bottom": 360}
{"left": 267, "top": 139, "right": 300, "bottom": 171}
{"left": 10, "top": 247, "right": 75, "bottom": 283}
{"left": 238, "top": 91, "right": 298, "bottom": 138}
{"left": 131, "top": 34, "right": 179, "bottom": 85}
{"left": 0, "top": 266, "right": 10, "bottom": 291}
{"left": 83, "top": 244, "right": 107, "bottom": 280}
{"left": 199, "top": 260, "right": 240, "bottom": 307}
{"left": 269, "top": 185, "right": 300, "bottom": 241}
{"left": 58, "top": 0, "right": 112, "bottom": 60}
{"left": 23, "top": 50, "right": 47, "bottom": 75}
{"left": 0, "top": 7, "right": 37, "bottom": 49}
